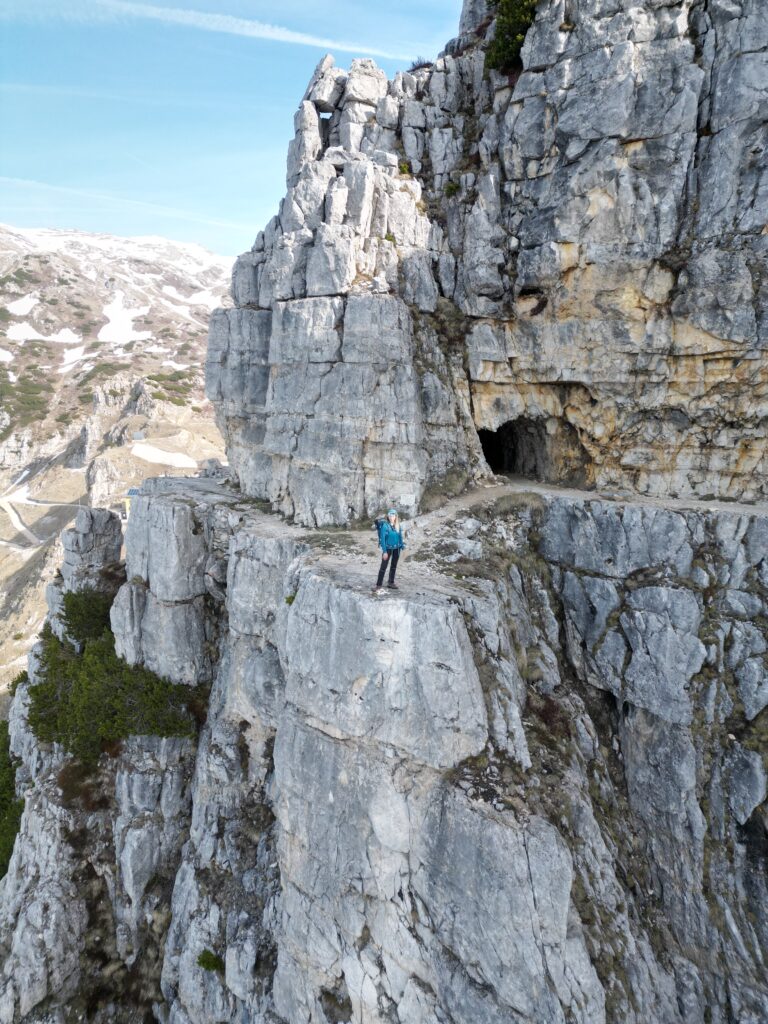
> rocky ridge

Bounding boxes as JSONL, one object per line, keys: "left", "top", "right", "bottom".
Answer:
{"left": 0, "top": 1, "right": 766, "bottom": 1023}
{"left": 0, "top": 224, "right": 229, "bottom": 470}
{"left": 210, "top": 0, "right": 767, "bottom": 523}
{"left": 1, "top": 474, "right": 766, "bottom": 1022}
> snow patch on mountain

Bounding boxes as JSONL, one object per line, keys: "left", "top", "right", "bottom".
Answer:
{"left": 6, "top": 323, "right": 82, "bottom": 345}
{"left": 6, "top": 293, "right": 38, "bottom": 316}
{"left": 58, "top": 346, "right": 87, "bottom": 373}
{"left": 0, "top": 221, "right": 231, "bottom": 685}
{"left": 130, "top": 442, "right": 198, "bottom": 468}
{"left": 98, "top": 290, "right": 152, "bottom": 345}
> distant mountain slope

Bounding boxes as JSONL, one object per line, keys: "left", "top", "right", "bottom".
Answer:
{"left": 0, "top": 223, "right": 230, "bottom": 450}
{"left": 0, "top": 224, "right": 231, "bottom": 685}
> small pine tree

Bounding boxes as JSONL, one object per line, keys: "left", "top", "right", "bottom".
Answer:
{"left": 0, "top": 723, "right": 23, "bottom": 878}
{"left": 485, "top": 0, "right": 539, "bottom": 73}
{"left": 197, "top": 949, "right": 225, "bottom": 972}
{"left": 61, "top": 588, "right": 113, "bottom": 644}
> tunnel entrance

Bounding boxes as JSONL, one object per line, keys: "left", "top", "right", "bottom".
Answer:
{"left": 478, "top": 417, "right": 591, "bottom": 487}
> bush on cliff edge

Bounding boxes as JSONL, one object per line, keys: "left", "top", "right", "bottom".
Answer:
{"left": 485, "top": 0, "right": 538, "bottom": 73}
{"left": 28, "top": 589, "right": 203, "bottom": 768}
{"left": 61, "top": 588, "right": 113, "bottom": 645}
{"left": 0, "top": 723, "right": 23, "bottom": 878}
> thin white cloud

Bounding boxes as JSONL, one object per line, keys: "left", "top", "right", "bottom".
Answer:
{"left": 104, "top": 0, "right": 411, "bottom": 59}
{"left": 0, "top": 0, "right": 412, "bottom": 60}
{"left": 0, "top": 176, "right": 244, "bottom": 230}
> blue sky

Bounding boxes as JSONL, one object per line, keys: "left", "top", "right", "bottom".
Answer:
{"left": 0, "top": 0, "right": 463, "bottom": 255}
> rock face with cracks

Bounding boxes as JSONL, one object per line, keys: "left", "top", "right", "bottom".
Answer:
{"left": 208, "top": 0, "right": 768, "bottom": 524}
{"left": 1, "top": 475, "right": 765, "bottom": 1023}
{"left": 1, "top": 1, "right": 767, "bottom": 1022}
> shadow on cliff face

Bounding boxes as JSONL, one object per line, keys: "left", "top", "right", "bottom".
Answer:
{"left": 478, "top": 416, "right": 593, "bottom": 488}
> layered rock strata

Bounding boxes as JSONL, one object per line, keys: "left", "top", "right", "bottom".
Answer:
{"left": 1, "top": 476, "right": 766, "bottom": 1022}
{"left": 209, "top": 0, "right": 767, "bottom": 524}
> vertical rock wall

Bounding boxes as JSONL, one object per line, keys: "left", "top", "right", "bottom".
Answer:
{"left": 1, "top": 476, "right": 766, "bottom": 1023}
{"left": 0, "top": 507, "right": 196, "bottom": 1022}
{"left": 209, "top": 0, "right": 767, "bottom": 524}
{"left": 41, "top": 480, "right": 768, "bottom": 1022}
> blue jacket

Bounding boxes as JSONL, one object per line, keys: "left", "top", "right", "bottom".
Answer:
{"left": 377, "top": 519, "right": 405, "bottom": 553}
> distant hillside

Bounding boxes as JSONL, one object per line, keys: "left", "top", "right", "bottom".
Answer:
{"left": 0, "top": 224, "right": 231, "bottom": 685}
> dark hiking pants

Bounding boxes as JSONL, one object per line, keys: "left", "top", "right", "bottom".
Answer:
{"left": 376, "top": 548, "right": 400, "bottom": 588}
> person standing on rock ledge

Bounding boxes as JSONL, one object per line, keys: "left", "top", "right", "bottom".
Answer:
{"left": 373, "top": 509, "right": 405, "bottom": 592}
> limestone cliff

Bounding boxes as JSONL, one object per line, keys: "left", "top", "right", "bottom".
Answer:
{"left": 0, "top": 2, "right": 767, "bottom": 1023}
{"left": 209, "top": 0, "right": 767, "bottom": 523}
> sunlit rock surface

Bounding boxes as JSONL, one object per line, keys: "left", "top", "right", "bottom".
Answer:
{"left": 209, "top": 0, "right": 768, "bottom": 524}
{"left": 1, "top": 1, "right": 767, "bottom": 1021}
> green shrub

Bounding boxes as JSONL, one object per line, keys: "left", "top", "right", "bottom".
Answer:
{"left": 9, "top": 671, "right": 27, "bottom": 696}
{"left": 0, "top": 722, "right": 23, "bottom": 878}
{"left": 28, "top": 621, "right": 204, "bottom": 768}
{"left": 486, "top": 0, "right": 538, "bottom": 73}
{"left": 398, "top": 160, "right": 411, "bottom": 176}
{"left": 444, "top": 181, "right": 461, "bottom": 198}
{"left": 78, "top": 362, "right": 125, "bottom": 387}
{"left": 0, "top": 368, "right": 55, "bottom": 434}
{"left": 147, "top": 370, "right": 190, "bottom": 384}
{"left": 197, "top": 949, "right": 225, "bottom": 973}
{"left": 61, "top": 588, "right": 114, "bottom": 644}
{"left": 12, "top": 268, "right": 39, "bottom": 285}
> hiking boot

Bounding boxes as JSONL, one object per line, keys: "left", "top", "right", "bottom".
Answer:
{"left": 388, "top": 582, "right": 399, "bottom": 590}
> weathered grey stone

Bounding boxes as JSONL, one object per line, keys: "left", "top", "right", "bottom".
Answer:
{"left": 5, "top": 470, "right": 768, "bottom": 1022}
{"left": 206, "top": 307, "right": 271, "bottom": 416}
{"left": 59, "top": 507, "right": 122, "bottom": 588}
{"left": 123, "top": 494, "right": 208, "bottom": 602}
{"left": 305, "top": 223, "right": 357, "bottom": 296}
{"left": 269, "top": 297, "right": 343, "bottom": 364}
{"left": 726, "top": 620, "right": 768, "bottom": 721}
{"left": 541, "top": 500, "right": 695, "bottom": 579}
{"left": 307, "top": 57, "right": 347, "bottom": 114}
{"left": 111, "top": 582, "right": 211, "bottom": 685}
{"left": 620, "top": 587, "right": 706, "bottom": 725}
{"left": 5, "top": 2, "right": 768, "bottom": 1021}
{"left": 283, "top": 568, "right": 488, "bottom": 769}
{"left": 728, "top": 745, "right": 767, "bottom": 826}
{"left": 414, "top": 791, "right": 575, "bottom": 1021}
{"left": 343, "top": 58, "right": 389, "bottom": 107}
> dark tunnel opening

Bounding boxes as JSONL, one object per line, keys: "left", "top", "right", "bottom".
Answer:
{"left": 478, "top": 417, "right": 592, "bottom": 488}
